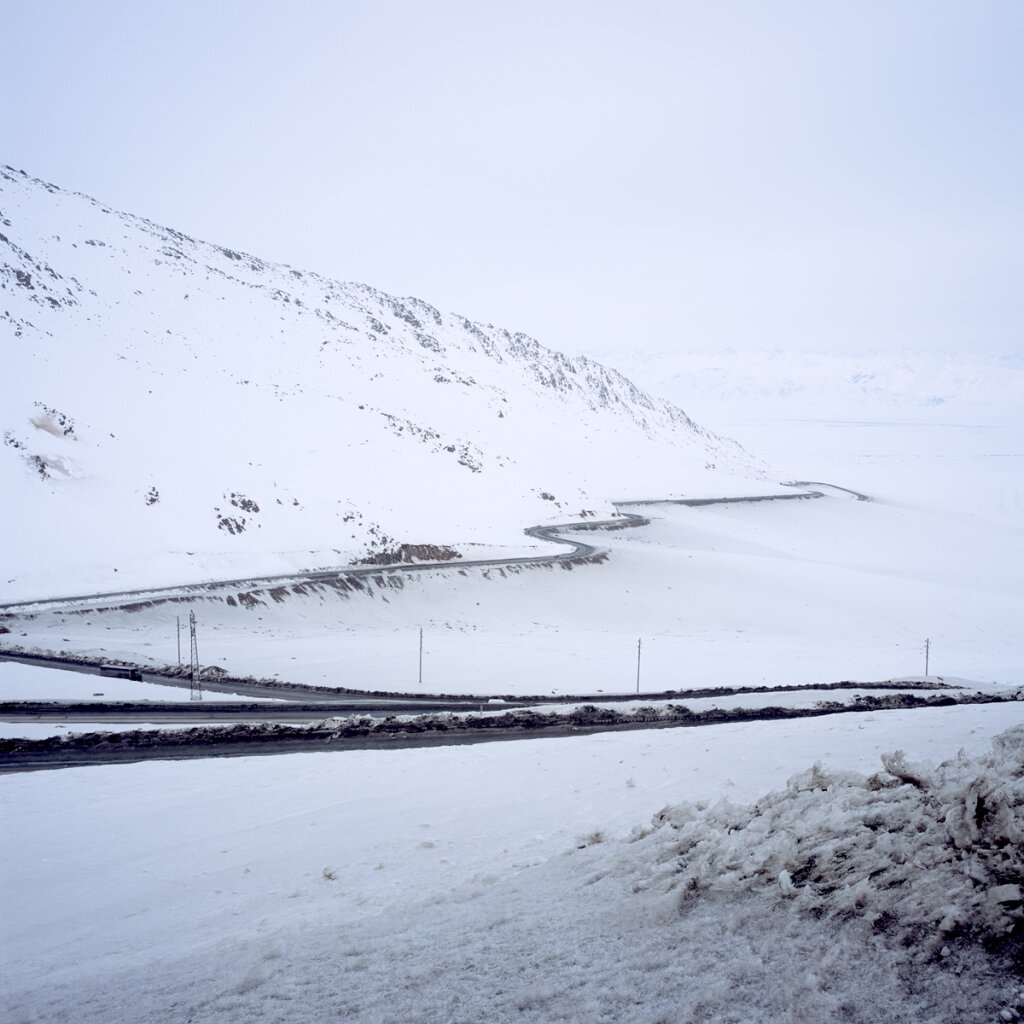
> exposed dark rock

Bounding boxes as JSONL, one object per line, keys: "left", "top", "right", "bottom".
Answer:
{"left": 356, "top": 543, "right": 462, "bottom": 566}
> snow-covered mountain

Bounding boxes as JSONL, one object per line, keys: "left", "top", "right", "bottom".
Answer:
{"left": 0, "top": 167, "right": 758, "bottom": 601}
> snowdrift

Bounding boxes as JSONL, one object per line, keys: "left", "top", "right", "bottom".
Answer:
{"left": 629, "top": 726, "right": 1024, "bottom": 968}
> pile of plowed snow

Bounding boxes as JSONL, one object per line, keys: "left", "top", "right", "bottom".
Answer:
{"left": 629, "top": 726, "right": 1024, "bottom": 965}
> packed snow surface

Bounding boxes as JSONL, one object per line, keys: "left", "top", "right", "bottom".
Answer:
{"left": 3, "top": 707, "right": 1023, "bottom": 1022}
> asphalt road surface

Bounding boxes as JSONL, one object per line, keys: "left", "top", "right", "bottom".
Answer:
{"left": 0, "top": 652, "right": 511, "bottom": 710}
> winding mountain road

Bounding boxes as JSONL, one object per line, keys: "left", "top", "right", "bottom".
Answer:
{"left": 19, "top": 480, "right": 1004, "bottom": 776}
{"left": 0, "top": 482, "right": 863, "bottom": 616}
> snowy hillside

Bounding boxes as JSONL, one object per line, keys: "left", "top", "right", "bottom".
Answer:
{"left": 0, "top": 166, "right": 757, "bottom": 602}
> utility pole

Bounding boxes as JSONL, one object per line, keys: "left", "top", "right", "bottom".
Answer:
{"left": 924, "top": 638, "right": 930, "bottom": 677}
{"left": 636, "top": 637, "right": 642, "bottom": 694}
{"left": 418, "top": 627, "right": 423, "bottom": 687}
{"left": 189, "top": 611, "right": 202, "bottom": 700}
{"left": 177, "top": 616, "right": 181, "bottom": 666}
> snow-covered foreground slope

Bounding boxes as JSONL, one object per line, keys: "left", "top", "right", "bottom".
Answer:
{"left": 0, "top": 167, "right": 755, "bottom": 603}
{"left": 4, "top": 707, "right": 1023, "bottom": 1023}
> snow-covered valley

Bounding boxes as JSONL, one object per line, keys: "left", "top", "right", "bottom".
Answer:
{"left": 5, "top": 426, "right": 1020, "bottom": 695}
{"left": 2, "top": 167, "right": 1023, "bottom": 1021}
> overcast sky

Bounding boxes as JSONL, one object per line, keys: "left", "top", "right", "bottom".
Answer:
{"left": 5, "top": 1, "right": 1021, "bottom": 359}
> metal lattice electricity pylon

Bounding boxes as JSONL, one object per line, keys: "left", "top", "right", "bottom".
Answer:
{"left": 189, "top": 611, "right": 202, "bottom": 700}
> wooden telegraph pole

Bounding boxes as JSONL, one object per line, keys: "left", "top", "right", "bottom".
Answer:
{"left": 924, "top": 638, "right": 930, "bottom": 677}
{"left": 636, "top": 638, "right": 642, "bottom": 694}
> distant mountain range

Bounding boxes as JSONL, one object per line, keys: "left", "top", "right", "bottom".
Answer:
{"left": 1, "top": 166, "right": 757, "bottom": 600}
{"left": 590, "top": 347, "right": 1023, "bottom": 417}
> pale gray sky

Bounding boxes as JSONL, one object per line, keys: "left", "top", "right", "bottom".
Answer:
{"left": 4, "top": 0, "right": 1021, "bottom": 357}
